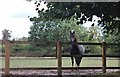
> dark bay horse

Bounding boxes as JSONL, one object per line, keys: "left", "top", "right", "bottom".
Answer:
{"left": 70, "top": 30, "right": 85, "bottom": 67}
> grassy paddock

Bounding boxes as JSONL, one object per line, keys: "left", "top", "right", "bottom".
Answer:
{"left": 0, "top": 57, "right": 119, "bottom": 68}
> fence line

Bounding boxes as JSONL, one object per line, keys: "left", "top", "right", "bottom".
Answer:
{"left": 0, "top": 40, "right": 120, "bottom": 45}
{"left": 1, "top": 53, "right": 120, "bottom": 58}
{"left": 0, "top": 40, "right": 120, "bottom": 76}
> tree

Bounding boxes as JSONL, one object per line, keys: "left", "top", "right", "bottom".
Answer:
{"left": 10, "top": 37, "right": 29, "bottom": 53}
{"left": 34, "top": 2, "right": 120, "bottom": 54}
{"left": 34, "top": 2, "right": 120, "bottom": 34}
{"left": 29, "top": 16, "right": 88, "bottom": 42}
{"left": 18, "top": 37, "right": 28, "bottom": 41}
{"left": 2, "top": 29, "right": 12, "bottom": 40}
{"left": 28, "top": 20, "right": 67, "bottom": 42}
{"left": 29, "top": 16, "right": 105, "bottom": 54}
{"left": 88, "top": 26, "right": 103, "bottom": 42}
{"left": 103, "top": 31, "right": 120, "bottom": 54}
{"left": 28, "top": 1, "right": 120, "bottom": 54}
{"left": 28, "top": 16, "right": 91, "bottom": 53}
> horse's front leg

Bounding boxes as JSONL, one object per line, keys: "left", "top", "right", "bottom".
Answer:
{"left": 71, "top": 57, "right": 74, "bottom": 66}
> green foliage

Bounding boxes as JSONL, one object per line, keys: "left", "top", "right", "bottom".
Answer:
{"left": 0, "top": 44, "right": 3, "bottom": 53}
{"left": 28, "top": 16, "right": 105, "bottom": 54}
{"left": 88, "top": 26, "right": 103, "bottom": 42}
{"left": 25, "top": 1, "right": 120, "bottom": 54}
{"left": 29, "top": 20, "right": 67, "bottom": 42}
{"left": 11, "top": 44, "right": 30, "bottom": 53}
{"left": 29, "top": 16, "right": 89, "bottom": 53}
{"left": 103, "top": 31, "right": 120, "bottom": 54}
{"left": 28, "top": 16, "right": 89, "bottom": 43}
{"left": 35, "top": 2, "right": 120, "bottom": 34}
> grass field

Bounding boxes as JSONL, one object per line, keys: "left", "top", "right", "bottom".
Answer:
{"left": 0, "top": 57, "right": 119, "bottom": 68}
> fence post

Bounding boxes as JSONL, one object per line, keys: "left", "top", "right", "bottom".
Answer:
{"left": 4, "top": 40, "right": 10, "bottom": 76}
{"left": 56, "top": 41, "right": 62, "bottom": 76}
{"left": 102, "top": 42, "right": 106, "bottom": 73}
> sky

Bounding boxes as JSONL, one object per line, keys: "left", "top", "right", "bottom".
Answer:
{"left": 0, "top": 0, "right": 98, "bottom": 40}
{"left": 0, "top": 0, "right": 47, "bottom": 39}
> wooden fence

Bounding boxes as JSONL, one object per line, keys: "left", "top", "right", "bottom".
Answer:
{"left": 0, "top": 40, "right": 120, "bottom": 76}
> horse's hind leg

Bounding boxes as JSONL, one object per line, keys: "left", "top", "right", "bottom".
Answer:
{"left": 71, "top": 57, "right": 74, "bottom": 66}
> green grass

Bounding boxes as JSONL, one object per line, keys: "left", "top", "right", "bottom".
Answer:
{"left": 0, "top": 57, "right": 119, "bottom": 68}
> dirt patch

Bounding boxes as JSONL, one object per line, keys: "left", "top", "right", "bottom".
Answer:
{"left": 1, "top": 69, "right": 120, "bottom": 77}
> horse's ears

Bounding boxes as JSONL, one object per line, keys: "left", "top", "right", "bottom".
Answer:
{"left": 70, "top": 30, "right": 75, "bottom": 33}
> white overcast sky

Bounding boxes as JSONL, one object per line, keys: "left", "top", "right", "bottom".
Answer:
{"left": 0, "top": 0, "right": 97, "bottom": 40}
{"left": 0, "top": 0, "right": 48, "bottom": 39}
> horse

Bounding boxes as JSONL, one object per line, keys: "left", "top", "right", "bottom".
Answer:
{"left": 70, "top": 30, "right": 85, "bottom": 67}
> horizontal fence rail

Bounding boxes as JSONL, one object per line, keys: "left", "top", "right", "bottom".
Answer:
{"left": 1, "top": 53, "right": 120, "bottom": 58}
{"left": 1, "top": 67, "right": 120, "bottom": 71}
{"left": 0, "top": 40, "right": 120, "bottom": 46}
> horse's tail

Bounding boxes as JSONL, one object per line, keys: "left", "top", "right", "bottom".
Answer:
{"left": 75, "top": 56, "right": 82, "bottom": 67}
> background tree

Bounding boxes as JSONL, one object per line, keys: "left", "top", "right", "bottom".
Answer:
{"left": 2, "top": 29, "right": 12, "bottom": 40}
{"left": 28, "top": 16, "right": 91, "bottom": 53}
{"left": 28, "top": 1, "right": 120, "bottom": 54}
{"left": 1, "top": 29, "right": 12, "bottom": 53}
{"left": 11, "top": 37, "right": 29, "bottom": 53}
{"left": 33, "top": 2, "right": 120, "bottom": 54}
{"left": 88, "top": 26, "right": 103, "bottom": 42}
{"left": 86, "top": 26, "right": 103, "bottom": 53}
{"left": 103, "top": 31, "right": 120, "bottom": 54}
{"left": 34, "top": 2, "right": 120, "bottom": 34}
{"left": 29, "top": 15, "right": 104, "bottom": 54}
{"left": 29, "top": 16, "right": 88, "bottom": 42}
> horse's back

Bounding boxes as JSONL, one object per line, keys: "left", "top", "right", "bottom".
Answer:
{"left": 70, "top": 45, "right": 85, "bottom": 55}
{"left": 78, "top": 45, "right": 85, "bottom": 55}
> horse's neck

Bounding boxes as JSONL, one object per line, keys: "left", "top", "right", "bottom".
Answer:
{"left": 73, "top": 37, "right": 78, "bottom": 44}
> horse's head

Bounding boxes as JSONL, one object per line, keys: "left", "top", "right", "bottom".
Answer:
{"left": 70, "top": 30, "right": 77, "bottom": 44}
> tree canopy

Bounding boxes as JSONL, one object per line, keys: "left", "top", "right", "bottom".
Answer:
{"left": 28, "top": 16, "right": 103, "bottom": 53}
{"left": 28, "top": 17, "right": 89, "bottom": 42}
{"left": 28, "top": 1, "right": 120, "bottom": 54}
{"left": 34, "top": 2, "right": 120, "bottom": 34}
{"left": 2, "top": 29, "right": 12, "bottom": 40}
